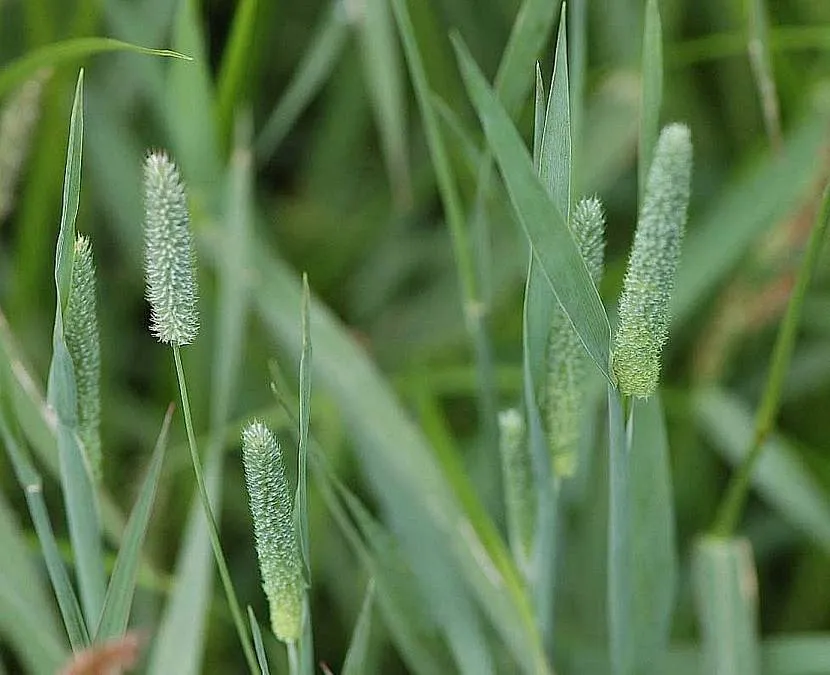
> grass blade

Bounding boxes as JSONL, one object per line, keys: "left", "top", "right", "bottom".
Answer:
{"left": 693, "top": 536, "right": 761, "bottom": 675}
{"left": 746, "top": 0, "right": 782, "bottom": 151}
{"left": 341, "top": 580, "right": 376, "bottom": 675}
{"left": 0, "top": 38, "right": 189, "bottom": 100}
{"left": 639, "top": 0, "right": 662, "bottom": 205}
{"left": 454, "top": 37, "right": 611, "bottom": 381}
{"left": 0, "top": 405, "right": 89, "bottom": 651}
{"left": 256, "top": 2, "right": 349, "bottom": 160}
{"left": 47, "top": 69, "right": 107, "bottom": 630}
{"left": 568, "top": 0, "right": 587, "bottom": 190}
{"left": 248, "top": 607, "right": 271, "bottom": 675}
{"left": 94, "top": 405, "right": 173, "bottom": 641}
{"left": 296, "top": 275, "right": 312, "bottom": 581}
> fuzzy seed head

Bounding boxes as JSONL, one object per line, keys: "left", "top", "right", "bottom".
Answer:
{"left": 498, "top": 409, "right": 534, "bottom": 562}
{"left": 242, "top": 420, "right": 304, "bottom": 643}
{"left": 143, "top": 151, "right": 198, "bottom": 346}
{"left": 64, "top": 235, "right": 102, "bottom": 481}
{"left": 613, "top": 124, "right": 692, "bottom": 398}
{"left": 546, "top": 196, "right": 606, "bottom": 476}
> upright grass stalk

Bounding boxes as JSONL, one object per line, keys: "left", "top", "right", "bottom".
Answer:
{"left": 143, "top": 151, "right": 257, "bottom": 674}
{"left": 712, "top": 183, "right": 830, "bottom": 537}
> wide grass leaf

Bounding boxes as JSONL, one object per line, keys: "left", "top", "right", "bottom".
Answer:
{"left": 341, "top": 580, "right": 376, "bottom": 675}
{"left": 94, "top": 406, "right": 173, "bottom": 641}
{"left": 693, "top": 536, "right": 761, "bottom": 675}
{"left": 454, "top": 37, "right": 611, "bottom": 381}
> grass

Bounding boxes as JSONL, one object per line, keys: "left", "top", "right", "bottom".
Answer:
{"left": 2, "top": 0, "right": 830, "bottom": 673}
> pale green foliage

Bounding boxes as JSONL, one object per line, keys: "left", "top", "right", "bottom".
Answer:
{"left": 546, "top": 196, "right": 606, "bottom": 476}
{"left": 498, "top": 408, "right": 534, "bottom": 564}
{"left": 143, "top": 151, "right": 199, "bottom": 346}
{"left": 64, "top": 234, "right": 101, "bottom": 480}
{"left": 613, "top": 124, "right": 692, "bottom": 398}
{"left": 241, "top": 420, "right": 304, "bottom": 643}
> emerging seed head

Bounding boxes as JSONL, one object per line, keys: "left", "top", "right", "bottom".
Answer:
{"left": 546, "top": 196, "right": 606, "bottom": 476}
{"left": 613, "top": 123, "right": 692, "bottom": 398}
{"left": 143, "top": 151, "right": 198, "bottom": 346}
{"left": 498, "top": 408, "right": 534, "bottom": 563}
{"left": 64, "top": 234, "right": 102, "bottom": 480}
{"left": 241, "top": 420, "right": 305, "bottom": 643}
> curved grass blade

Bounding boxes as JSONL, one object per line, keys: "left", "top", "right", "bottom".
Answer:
{"left": 256, "top": 2, "right": 349, "bottom": 160}
{"left": 342, "top": 580, "right": 376, "bottom": 675}
{"left": 639, "top": 0, "right": 662, "bottom": 205}
{"left": 295, "top": 275, "right": 311, "bottom": 581}
{"left": 0, "top": 404, "right": 89, "bottom": 651}
{"left": 454, "top": 37, "right": 611, "bottom": 381}
{"left": 693, "top": 536, "right": 761, "bottom": 675}
{"left": 94, "top": 405, "right": 174, "bottom": 641}
{"left": 48, "top": 69, "right": 106, "bottom": 630}
{"left": 0, "top": 38, "right": 190, "bottom": 100}
{"left": 248, "top": 607, "right": 271, "bottom": 675}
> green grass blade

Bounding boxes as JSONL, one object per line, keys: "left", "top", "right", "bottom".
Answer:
{"left": 341, "top": 580, "right": 376, "bottom": 675}
{"left": 628, "top": 394, "right": 677, "bottom": 671}
{"left": 540, "top": 3, "right": 570, "bottom": 217}
{"left": 355, "top": 0, "right": 411, "bottom": 206}
{"left": 0, "top": 38, "right": 189, "bottom": 100}
{"left": 568, "top": 0, "right": 587, "bottom": 191}
{"left": 493, "top": 0, "right": 560, "bottom": 117}
{"left": 0, "top": 490, "right": 66, "bottom": 673}
{"left": 694, "top": 387, "right": 830, "bottom": 553}
{"left": 747, "top": 0, "right": 782, "bottom": 150}
{"left": 672, "top": 112, "right": 828, "bottom": 327}
{"left": 693, "top": 536, "right": 761, "bottom": 675}
{"left": 607, "top": 385, "right": 632, "bottom": 675}
{"left": 93, "top": 405, "right": 173, "bottom": 641}
{"left": 47, "top": 69, "right": 106, "bottom": 630}
{"left": 454, "top": 37, "right": 611, "bottom": 381}
{"left": 256, "top": 2, "right": 349, "bottom": 160}
{"left": 533, "top": 64, "right": 545, "bottom": 167}
{"left": 215, "top": 0, "right": 259, "bottom": 152}
{"left": 639, "top": 0, "right": 662, "bottom": 205}
{"left": 248, "top": 607, "right": 271, "bottom": 675}
{"left": 0, "top": 406, "right": 89, "bottom": 651}
{"left": 295, "top": 275, "right": 312, "bottom": 580}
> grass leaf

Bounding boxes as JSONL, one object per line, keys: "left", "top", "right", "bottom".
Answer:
{"left": 94, "top": 405, "right": 173, "bottom": 641}
{"left": 341, "top": 580, "right": 376, "bottom": 675}
{"left": 639, "top": 0, "right": 662, "bottom": 205}
{"left": 248, "top": 607, "right": 271, "bottom": 675}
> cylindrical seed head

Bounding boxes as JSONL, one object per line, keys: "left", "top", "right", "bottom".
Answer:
{"left": 498, "top": 408, "right": 534, "bottom": 564}
{"left": 613, "top": 124, "right": 692, "bottom": 398}
{"left": 64, "top": 234, "right": 102, "bottom": 481}
{"left": 546, "top": 196, "right": 606, "bottom": 476}
{"left": 242, "top": 420, "right": 305, "bottom": 643}
{"left": 143, "top": 151, "right": 199, "bottom": 346}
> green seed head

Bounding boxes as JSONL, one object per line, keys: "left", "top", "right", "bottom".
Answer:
{"left": 241, "top": 420, "right": 305, "bottom": 643}
{"left": 498, "top": 408, "right": 534, "bottom": 563}
{"left": 613, "top": 124, "right": 692, "bottom": 398}
{"left": 546, "top": 196, "right": 606, "bottom": 476}
{"left": 64, "top": 234, "right": 101, "bottom": 481}
{"left": 143, "top": 151, "right": 198, "bottom": 346}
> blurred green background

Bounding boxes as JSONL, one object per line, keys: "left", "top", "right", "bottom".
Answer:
{"left": 3, "top": 0, "right": 830, "bottom": 672}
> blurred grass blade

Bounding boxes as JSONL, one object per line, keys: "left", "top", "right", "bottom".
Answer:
{"left": 256, "top": 2, "right": 349, "bottom": 160}
{"left": 0, "top": 38, "right": 189, "bottom": 100}
{"left": 628, "top": 394, "right": 677, "bottom": 670}
{"left": 693, "top": 537, "right": 761, "bottom": 675}
{"left": 639, "top": 0, "right": 662, "bottom": 204}
{"left": 0, "top": 405, "right": 89, "bottom": 651}
{"left": 248, "top": 607, "right": 271, "bottom": 675}
{"left": 355, "top": 0, "right": 411, "bottom": 207}
{"left": 672, "top": 113, "right": 828, "bottom": 327}
{"left": 747, "top": 0, "right": 782, "bottom": 151}
{"left": 215, "top": 0, "right": 259, "bottom": 151}
{"left": 47, "top": 69, "right": 107, "bottom": 630}
{"left": 295, "top": 275, "right": 312, "bottom": 580}
{"left": 454, "top": 37, "right": 611, "bottom": 381}
{"left": 341, "top": 580, "right": 376, "bottom": 675}
{"left": 533, "top": 65, "right": 544, "bottom": 167}
{"left": 493, "top": 0, "right": 560, "bottom": 117}
{"left": 0, "top": 490, "right": 66, "bottom": 673}
{"left": 568, "top": 0, "right": 587, "bottom": 190}
{"left": 94, "top": 405, "right": 173, "bottom": 641}
{"left": 607, "top": 385, "right": 631, "bottom": 675}
{"left": 694, "top": 387, "right": 830, "bottom": 552}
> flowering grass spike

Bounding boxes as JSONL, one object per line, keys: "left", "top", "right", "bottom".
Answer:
{"left": 613, "top": 123, "right": 692, "bottom": 397}
{"left": 498, "top": 408, "right": 534, "bottom": 564}
{"left": 546, "top": 196, "right": 606, "bottom": 476}
{"left": 64, "top": 234, "right": 101, "bottom": 480}
{"left": 143, "top": 151, "right": 198, "bottom": 346}
{"left": 242, "top": 420, "right": 305, "bottom": 643}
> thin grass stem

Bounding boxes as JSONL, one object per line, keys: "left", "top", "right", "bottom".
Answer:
{"left": 172, "top": 344, "right": 259, "bottom": 674}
